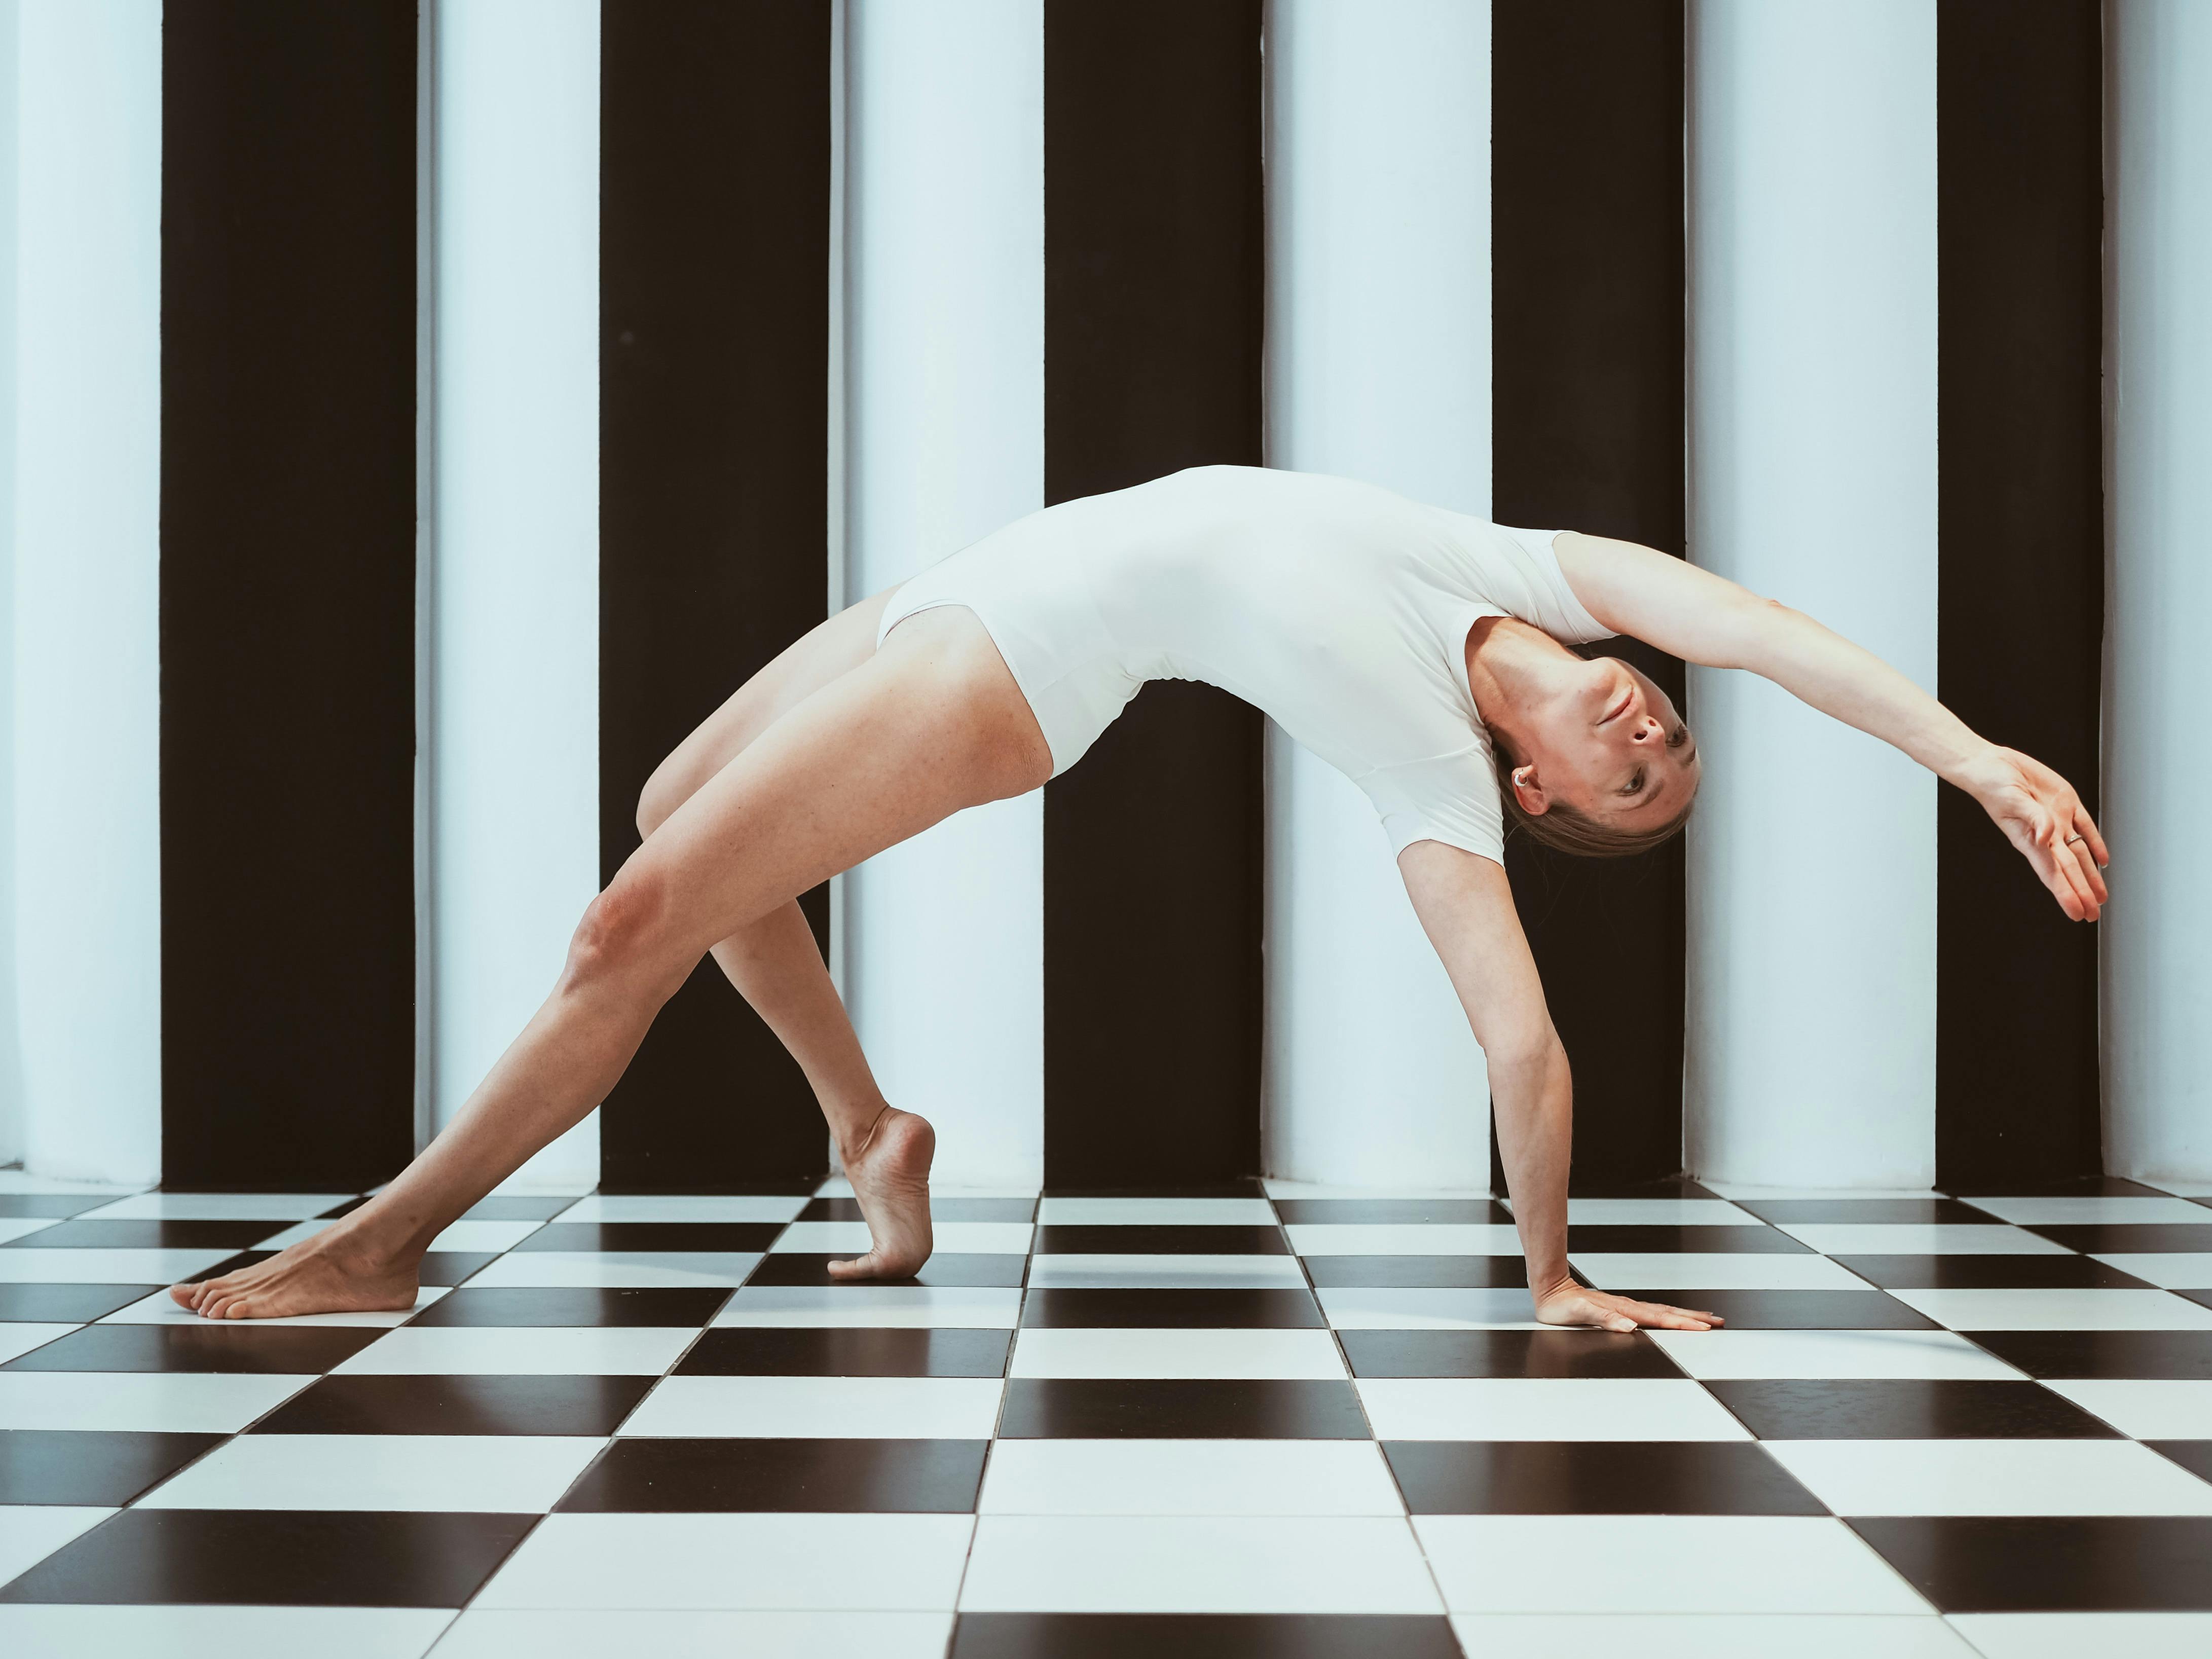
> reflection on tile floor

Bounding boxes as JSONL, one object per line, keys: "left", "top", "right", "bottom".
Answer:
{"left": 0, "top": 1173, "right": 2208, "bottom": 1655}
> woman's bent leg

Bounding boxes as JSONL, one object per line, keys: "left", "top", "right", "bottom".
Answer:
{"left": 173, "top": 608, "right": 1051, "bottom": 1318}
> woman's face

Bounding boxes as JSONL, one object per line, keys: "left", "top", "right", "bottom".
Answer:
{"left": 1513, "top": 656, "right": 1700, "bottom": 825}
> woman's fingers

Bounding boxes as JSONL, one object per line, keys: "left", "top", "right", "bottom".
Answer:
{"left": 1623, "top": 1298, "right": 1724, "bottom": 1331}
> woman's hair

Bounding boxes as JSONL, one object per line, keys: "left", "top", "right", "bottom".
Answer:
{"left": 1489, "top": 731, "right": 1694, "bottom": 860}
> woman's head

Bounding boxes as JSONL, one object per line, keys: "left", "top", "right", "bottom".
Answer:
{"left": 1486, "top": 653, "right": 1700, "bottom": 858}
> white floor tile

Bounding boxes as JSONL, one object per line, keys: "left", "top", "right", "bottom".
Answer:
{"left": 1644, "top": 1329, "right": 2024, "bottom": 1381}
{"left": 489, "top": 1173, "right": 596, "bottom": 1198}
{"left": 1764, "top": 1438, "right": 2212, "bottom": 1516}
{"left": 1449, "top": 1613, "right": 1978, "bottom": 1657}
{"left": 250, "top": 1216, "right": 543, "bottom": 1253}
{"left": 0, "top": 1605, "right": 454, "bottom": 1658}
{"left": 331, "top": 1325, "right": 695, "bottom": 1376}
{"left": 619, "top": 1375, "right": 1004, "bottom": 1438}
{"left": 1009, "top": 1326, "right": 1346, "bottom": 1378}
{"left": 1355, "top": 1378, "right": 1750, "bottom": 1441}
{"left": 432, "top": 1609, "right": 952, "bottom": 1659}
{"left": 0, "top": 1371, "right": 313, "bottom": 1431}
{"left": 2090, "top": 1252, "right": 2212, "bottom": 1288}
{"left": 2148, "top": 1181, "right": 2212, "bottom": 1198}
{"left": 1318, "top": 1287, "right": 1541, "bottom": 1330}
{"left": 1026, "top": 1254, "right": 1307, "bottom": 1289}
{"left": 771, "top": 1221, "right": 1033, "bottom": 1255}
{"left": 467, "top": 1251, "right": 762, "bottom": 1289}
{"left": 476, "top": 1513, "right": 974, "bottom": 1609}
{"left": 959, "top": 1514, "right": 1441, "bottom": 1612}
{"left": 1772, "top": 1224, "right": 2068, "bottom": 1255}
{"left": 0, "top": 1322, "right": 73, "bottom": 1365}
{"left": 978, "top": 1439, "right": 1404, "bottom": 1516}
{"left": 1568, "top": 1252, "right": 1869, "bottom": 1290}
{"left": 2042, "top": 1378, "right": 2212, "bottom": 1438}
{"left": 713, "top": 1287, "right": 1021, "bottom": 1328}
{"left": 0, "top": 1506, "right": 112, "bottom": 1586}
{"left": 80, "top": 1192, "right": 356, "bottom": 1221}
{"left": 0, "top": 1216, "right": 61, "bottom": 1243}
{"left": 1890, "top": 1288, "right": 2212, "bottom": 1330}
{"left": 1702, "top": 1185, "right": 1949, "bottom": 1201}
{"left": 1947, "top": 1613, "right": 2212, "bottom": 1658}
{"left": 1040, "top": 1197, "right": 1276, "bottom": 1224}
{"left": 558, "top": 1195, "right": 802, "bottom": 1224}
{"left": 1263, "top": 1182, "right": 1488, "bottom": 1201}
{"left": 1285, "top": 1224, "right": 1523, "bottom": 1256}
{"left": 139, "top": 1432, "right": 605, "bottom": 1512}
{"left": 1415, "top": 1515, "right": 1928, "bottom": 1614}
{"left": 0, "top": 1173, "right": 140, "bottom": 1196}
{"left": 101, "top": 1285, "right": 450, "bottom": 1326}
{"left": 0, "top": 1247, "right": 239, "bottom": 1283}
{"left": 1961, "top": 1196, "right": 2212, "bottom": 1225}
{"left": 1559, "top": 1200, "right": 1764, "bottom": 1226}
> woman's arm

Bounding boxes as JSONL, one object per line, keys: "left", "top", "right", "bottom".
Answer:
{"left": 1553, "top": 532, "right": 2110, "bottom": 921}
{"left": 1396, "top": 840, "right": 1721, "bottom": 1333}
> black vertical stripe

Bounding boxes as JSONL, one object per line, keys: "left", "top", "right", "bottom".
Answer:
{"left": 597, "top": 1, "right": 833, "bottom": 1192}
{"left": 1042, "top": 2, "right": 1266, "bottom": 1188}
{"left": 160, "top": 4, "right": 419, "bottom": 1191}
{"left": 1490, "top": 1, "right": 1688, "bottom": 1193}
{"left": 1935, "top": 1, "right": 2105, "bottom": 1190}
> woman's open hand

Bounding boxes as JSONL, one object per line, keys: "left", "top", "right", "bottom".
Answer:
{"left": 1964, "top": 745, "right": 2110, "bottom": 921}
{"left": 1533, "top": 1278, "right": 1725, "bottom": 1333}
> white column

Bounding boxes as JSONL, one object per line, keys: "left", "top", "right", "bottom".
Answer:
{"left": 2106, "top": 0, "right": 2212, "bottom": 1186}
{"left": 1685, "top": 0, "right": 1939, "bottom": 1188}
{"left": 842, "top": 0, "right": 1044, "bottom": 1188}
{"left": 1261, "top": 0, "right": 1492, "bottom": 1188}
{"left": 429, "top": 0, "right": 602, "bottom": 1189}
{"left": 8, "top": 0, "right": 163, "bottom": 1185}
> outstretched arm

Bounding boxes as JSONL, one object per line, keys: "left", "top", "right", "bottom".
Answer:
{"left": 1553, "top": 532, "right": 2110, "bottom": 920}
{"left": 1397, "top": 840, "right": 1721, "bottom": 1333}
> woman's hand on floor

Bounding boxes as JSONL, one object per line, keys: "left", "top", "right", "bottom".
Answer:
{"left": 1962, "top": 744, "right": 2110, "bottom": 921}
{"left": 1532, "top": 1280, "right": 1725, "bottom": 1333}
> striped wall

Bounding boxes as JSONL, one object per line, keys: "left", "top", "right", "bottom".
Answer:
{"left": 6, "top": 1, "right": 2206, "bottom": 1196}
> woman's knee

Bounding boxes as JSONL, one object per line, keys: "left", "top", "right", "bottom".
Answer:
{"left": 561, "top": 866, "right": 686, "bottom": 995}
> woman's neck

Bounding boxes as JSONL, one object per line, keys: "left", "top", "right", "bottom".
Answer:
{"left": 1465, "top": 614, "right": 1571, "bottom": 729}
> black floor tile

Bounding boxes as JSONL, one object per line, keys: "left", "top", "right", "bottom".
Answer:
{"left": 1833, "top": 1254, "right": 2153, "bottom": 1290}
{"left": 1734, "top": 1198, "right": 1992, "bottom": 1225}
{"left": 513, "top": 1222, "right": 786, "bottom": 1252}
{"left": 2027, "top": 1223, "right": 2212, "bottom": 1254}
{"left": 744, "top": 1252, "right": 1027, "bottom": 1288}
{"left": 1568, "top": 1177, "right": 1720, "bottom": 1199}
{"left": 1043, "top": 1182, "right": 1267, "bottom": 1199}
{"left": 799, "top": 1196, "right": 1036, "bottom": 1223}
{"left": 0, "top": 1508, "right": 535, "bottom": 1607}
{"left": 997, "top": 1378, "right": 1368, "bottom": 1439}
{"left": 1384, "top": 1440, "right": 1826, "bottom": 1515}
{"left": 178, "top": 1250, "right": 270, "bottom": 1284}
{"left": 1340, "top": 1329, "right": 1682, "bottom": 1379}
{"left": 2182, "top": 1288, "right": 2212, "bottom": 1314}
{"left": 458, "top": 1196, "right": 577, "bottom": 1221}
{"left": 2, "top": 1322, "right": 382, "bottom": 1374}
{"left": 0, "top": 1194, "right": 121, "bottom": 1219}
{"left": 1850, "top": 1516, "right": 2212, "bottom": 1611}
{"left": 1943, "top": 1177, "right": 2170, "bottom": 1198}
{"left": 1020, "top": 1289, "right": 1324, "bottom": 1329}
{"left": 1705, "top": 1379, "right": 2123, "bottom": 1439}
{"left": 1597, "top": 1289, "right": 1937, "bottom": 1330}
{"left": 418, "top": 1251, "right": 501, "bottom": 1287}
{"left": 2148, "top": 1442, "right": 2212, "bottom": 1484}
{"left": 0, "top": 1430, "right": 226, "bottom": 1504}
{"left": 1273, "top": 1199, "right": 1509, "bottom": 1225}
{"left": 407, "top": 1287, "right": 731, "bottom": 1328}
{"left": 950, "top": 1613, "right": 1463, "bottom": 1658}
{"left": 1970, "top": 1330, "right": 2212, "bottom": 1379}
{"left": 0, "top": 1219, "right": 283, "bottom": 1250}
{"left": 0, "top": 1283, "right": 158, "bottom": 1322}
{"left": 250, "top": 1373, "right": 656, "bottom": 1435}
{"left": 593, "top": 1184, "right": 817, "bottom": 1197}
{"left": 1036, "top": 1225, "right": 1288, "bottom": 1255}
{"left": 675, "top": 1327, "right": 1010, "bottom": 1377}
{"left": 1564, "top": 1225, "right": 1810, "bottom": 1254}
{"left": 560, "top": 1436, "right": 988, "bottom": 1512}
{"left": 1304, "top": 1256, "right": 1527, "bottom": 1289}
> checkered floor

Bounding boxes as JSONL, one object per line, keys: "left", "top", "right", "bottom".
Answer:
{"left": 1, "top": 1170, "right": 2209, "bottom": 1656}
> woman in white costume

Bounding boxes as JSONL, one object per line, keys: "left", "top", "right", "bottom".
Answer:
{"left": 175, "top": 466, "right": 2108, "bottom": 1328}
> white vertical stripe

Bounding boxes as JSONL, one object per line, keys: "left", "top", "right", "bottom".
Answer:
{"left": 2106, "top": 0, "right": 2212, "bottom": 1185}
{"left": 1686, "top": 0, "right": 1939, "bottom": 1188}
{"left": 9, "top": 0, "right": 163, "bottom": 1184}
{"left": 843, "top": 0, "right": 1045, "bottom": 1187}
{"left": 1262, "top": 0, "right": 1493, "bottom": 1188}
{"left": 429, "top": 0, "right": 602, "bottom": 1187}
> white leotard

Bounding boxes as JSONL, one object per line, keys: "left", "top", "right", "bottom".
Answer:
{"left": 876, "top": 464, "right": 1614, "bottom": 865}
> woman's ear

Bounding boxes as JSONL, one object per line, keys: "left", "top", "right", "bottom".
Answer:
{"left": 1511, "top": 764, "right": 1551, "bottom": 817}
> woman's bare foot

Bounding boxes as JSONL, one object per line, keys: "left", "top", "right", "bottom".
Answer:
{"left": 167, "top": 1230, "right": 420, "bottom": 1321}
{"left": 828, "top": 1105, "right": 936, "bottom": 1280}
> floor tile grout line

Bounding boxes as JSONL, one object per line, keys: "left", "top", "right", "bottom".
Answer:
{"left": 941, "top": 1189, "right": 1035, "bottom": 1648}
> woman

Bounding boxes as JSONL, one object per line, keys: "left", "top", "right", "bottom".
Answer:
{"left": 173, "top": 465, "right": 2108, "bottom": 1328}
